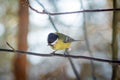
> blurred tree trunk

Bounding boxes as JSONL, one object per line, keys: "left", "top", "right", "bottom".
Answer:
{"left": 13, "top": 0, "right": 29, "bottom": 80}
{"left": 111, "top": 0, "right": 119, "bottom": 80}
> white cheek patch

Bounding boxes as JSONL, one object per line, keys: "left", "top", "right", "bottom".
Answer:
{"left": 51, "top": 38, "right": 58, "bottom": 45}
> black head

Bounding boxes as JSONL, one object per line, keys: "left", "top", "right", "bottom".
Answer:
{"left": 47, "top": 33, "right": 59, "bottom": 45}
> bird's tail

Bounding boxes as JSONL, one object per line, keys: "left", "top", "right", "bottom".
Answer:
{"left": 73, "top": 40, "right": 84, "bottom": 42}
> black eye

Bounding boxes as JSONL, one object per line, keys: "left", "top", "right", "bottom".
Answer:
{"left": 48, "top": 33, "right": 58, "bottom": 43}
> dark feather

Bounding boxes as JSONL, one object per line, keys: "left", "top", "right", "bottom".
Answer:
{"left": 56, "top": 33, "right": 76, "bottom": 43}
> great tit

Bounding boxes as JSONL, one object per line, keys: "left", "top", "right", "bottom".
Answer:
{"left": 47, "top": 32, "right": 82, "bottom": 50}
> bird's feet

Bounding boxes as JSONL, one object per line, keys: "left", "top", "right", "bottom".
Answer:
{"left": 51, "top": 50, "right": 57, "bottom": 55}
{"left": 64, "top": 52, "right": 66, "bottom": 57}
{"left": 64, "top": 48, "right": 70, "bottom": 57}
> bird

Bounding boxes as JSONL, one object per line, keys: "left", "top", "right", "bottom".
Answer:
{"left": 47, "top": 32, "right": 83, "bottom": 54}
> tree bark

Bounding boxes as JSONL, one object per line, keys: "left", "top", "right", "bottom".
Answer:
{"left": 13, "top": 0, "right": 29, "bottom": 80}
{"left": 111, "top": 0, "right": 118, "bottom": 80}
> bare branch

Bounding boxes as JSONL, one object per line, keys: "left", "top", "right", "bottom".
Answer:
{"left": 0, "top": 48, "right": 120, "bottom": 64}
{"left": 65, "top": 49, "right": 81, "bottom": 80}
{"left": 35, "top": 0, "right": 59, "bottom": 32}
{"left": 6, "top": 42, "right": 16, "bottom": 51}
{"left": 80, "top": 0, "right": 96, "bottom": 80}
{"left": 25, "top": 0, "right": 120, "bottom": 16}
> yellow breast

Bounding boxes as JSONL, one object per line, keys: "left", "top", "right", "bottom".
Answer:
{"left": 51, "top": 39, "right": 71, "bottom": 50}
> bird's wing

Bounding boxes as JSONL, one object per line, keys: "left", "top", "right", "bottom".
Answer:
{"left": 56, "top": 33, "right": 75, "bottom": 43}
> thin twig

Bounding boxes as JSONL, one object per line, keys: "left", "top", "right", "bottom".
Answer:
{"left": 80, "top": 0, "right": 96, "bottom": 80}
{"left": 25, "top": 0, "right": 120, "bottom": 15}
{"left": 6, "top": 42, "right": 15, "bottom": 51}
{"left": 65, "top": 49, "right": 81, "bottom": 80}
{"left": 0, "top": 48, "right": 120, "bottom": 64}
{"left": 35, "top": 0, "right": 59, "bottom": 32}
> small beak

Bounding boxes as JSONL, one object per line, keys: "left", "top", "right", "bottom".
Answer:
{"left": 48, "top": 43, "right": 52, "bottom": 46}
{"left": 47, "top": 43, "right": 50, "bottom": 46}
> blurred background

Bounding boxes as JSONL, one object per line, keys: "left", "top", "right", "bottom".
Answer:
{"left": 0, "top": 0, "right": 120, "bottom": 80}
